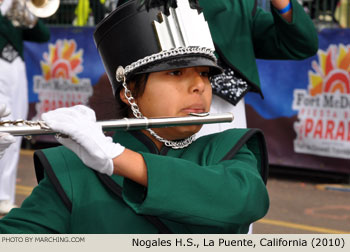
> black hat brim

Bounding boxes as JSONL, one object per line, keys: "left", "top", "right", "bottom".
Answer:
{"left": 128, "top": 54, "right": 223, "bottom": 79}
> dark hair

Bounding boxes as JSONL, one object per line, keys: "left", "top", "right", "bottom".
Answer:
{"left": 88, "top": 73, "right": 149, "bottom": 121}
{"left": 115, "top": 73, "right": 150, "bottom": 118}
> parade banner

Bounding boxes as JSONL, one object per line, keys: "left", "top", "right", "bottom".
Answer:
{"left": 245, "top": 28, "right": 350, "bottom": 174}
{"left": 24, "top": 27, "right": 105, "bottom": 121}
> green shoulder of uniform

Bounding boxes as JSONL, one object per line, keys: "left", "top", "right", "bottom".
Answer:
{"left": 194, "top": 128, "right": 268, "bottom": 183}
{"left": 33, "top": 146, "right": 94, "bottom": 212}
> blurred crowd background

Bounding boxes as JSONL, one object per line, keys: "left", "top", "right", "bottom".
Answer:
{"left": 44, "top": 0, "right": 350, "bottom": 29}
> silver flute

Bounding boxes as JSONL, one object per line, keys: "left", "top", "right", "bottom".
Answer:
{"left": 0, "top": 113, "right": 234, "bottom": 137}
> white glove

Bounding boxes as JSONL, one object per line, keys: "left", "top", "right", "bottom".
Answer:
{"left": 0, "top": 103, "right": 15, "bottom": 159}
{"left": 0, "top": 132, "right": 15, "bottom": 159}
{"left": 41, "top": 105, "right": 125, "bottom": 176}
{"left": 0, "top": 0, "right": 13, "bottom": 16}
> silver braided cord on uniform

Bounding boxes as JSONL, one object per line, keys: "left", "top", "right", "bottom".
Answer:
{"left": 122, "top": 81, "right": 196, "bottom": 149}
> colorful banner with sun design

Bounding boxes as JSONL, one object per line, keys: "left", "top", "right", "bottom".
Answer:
{"left": 41, "top": 39, "right": 83, "bottom": 84}
{"left": 293, "top": 44, "right": 350, "bottom": 159}
{"left": 32, "top": 39, "right": 93, "bottom": 120}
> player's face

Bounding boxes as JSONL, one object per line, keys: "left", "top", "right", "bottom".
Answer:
{"left": 124, "top": 66, "right": 212, "bottom": 141}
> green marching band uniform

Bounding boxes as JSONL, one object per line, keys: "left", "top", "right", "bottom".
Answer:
{"left": 0, "top": 13, "right": 50, "bottom": 59}
{"left": 0, "top": 129, "right": 268, "bottom": 234}
{"left": 199, "top": 0, "right": 318, "bottom": 95}
{"left": 0, "top": 0, "right": 273, "bottom": 233}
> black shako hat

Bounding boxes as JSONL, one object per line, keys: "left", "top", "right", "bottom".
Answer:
{"left": 93, "top": 0, "right": 222, "bottom": 97}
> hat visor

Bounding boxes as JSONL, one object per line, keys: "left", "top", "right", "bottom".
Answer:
{"left": 129, "top": 55, "right": 223, "bottom": 78}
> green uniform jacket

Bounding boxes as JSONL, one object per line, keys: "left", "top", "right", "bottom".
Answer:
{"left": 0, "top": 128, "right": 269, "bottom": 234}
{"left": 0, "top": 13, "right": 50, "bottom": 59}
{"left": 199, "top": 0, "right": 319, "bottom": 95}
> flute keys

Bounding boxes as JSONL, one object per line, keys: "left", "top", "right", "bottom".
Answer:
{"left": 37, "top": 121, "right": 50, "bottom": 130}
{"left": 0, "top": 120, "right": 12, "bottom": 126}
{"left": 0, "top": 119, "right": 25, "bottom": 126}
{"left": 13, "top": 120, "right": 25, "bottom": 126}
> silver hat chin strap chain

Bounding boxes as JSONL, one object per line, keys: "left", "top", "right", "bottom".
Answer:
{"left": 122, "top": 81, "right": 196, "bottom": 149}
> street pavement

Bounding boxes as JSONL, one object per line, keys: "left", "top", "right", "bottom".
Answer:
{"left": 2, "top": 148, "right": 350, "bottom": 234}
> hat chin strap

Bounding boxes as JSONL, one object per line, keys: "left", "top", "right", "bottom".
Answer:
{"left": 122, "top": 81, "right": 196, "bottom": 149}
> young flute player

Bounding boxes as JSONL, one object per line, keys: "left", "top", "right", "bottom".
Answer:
{"left": 0, "top": 0, "right": 269, "bottom": 233}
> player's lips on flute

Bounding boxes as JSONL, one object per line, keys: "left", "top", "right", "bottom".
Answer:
{"left": 181, "top": 104, "right": 206, "bottom": 114}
